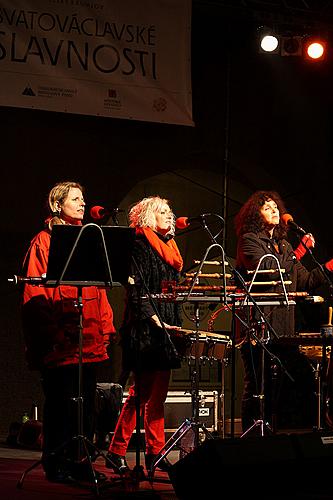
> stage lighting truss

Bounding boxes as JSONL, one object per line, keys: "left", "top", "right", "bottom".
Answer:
{"left": 258, "top": 27, "right": 328, "bottom": 61}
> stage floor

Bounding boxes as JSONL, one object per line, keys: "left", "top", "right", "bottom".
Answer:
{"left": 1, "top": 430, "right": 333, "bottom": 499}
{"left": 0, "top": 440, "right": 179, "bottom": 499}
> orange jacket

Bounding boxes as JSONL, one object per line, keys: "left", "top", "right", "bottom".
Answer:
{"left": 21, "top": 229, "right": 115, "bottom": 370}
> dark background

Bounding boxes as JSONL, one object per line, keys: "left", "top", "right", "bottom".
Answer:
{"left": 1, "top": 0, "right": 333, "bottom": 437}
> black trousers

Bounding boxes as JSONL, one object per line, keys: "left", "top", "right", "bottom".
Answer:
{"left": 240, "top": 341, "right": 317, "bottom": 433}
{"left": 40, "top": 362, "right": 97, "bottom": 468}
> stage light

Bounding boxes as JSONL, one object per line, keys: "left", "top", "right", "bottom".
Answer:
{"left": 280, "top": 36, "right": 303, "bottom": 57}
{"left": 257, "top": 26, "right": 280, "bottom": 54}
{"left": 260, "top": 34, "right": 279, "bottom": 53}
{"left": 257, "top": 24, "right": 329, "bottom": 63}
{"left": 304, "top": 38, "right": 326, "bottom": 61}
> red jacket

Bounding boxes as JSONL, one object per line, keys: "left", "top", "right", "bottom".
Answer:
{"left": 21, "top": 228, "right": 115, "bottom": 370}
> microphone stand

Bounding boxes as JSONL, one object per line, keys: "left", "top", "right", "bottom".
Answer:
{"left": 297, "top": 232, "right": 333, "bottom": 430}
{"left": 147, "top": 242, "right": 226, "bottom": 479}
{"left": 110, "top": 209, "right": 120, "bottom": 226}
{"left": 185, "top": 241, "right": 228, "bottom": 444}
{"left": 187, "top": 215, "right": 239, "bottom": 437}
{"left": 188, "top": 216, "right": 294, "bottom": 437}
{"left": 226, "top": 255, "right": 294, "bottom": 438}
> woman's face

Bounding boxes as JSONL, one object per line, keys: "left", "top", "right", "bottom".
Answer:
{"left": 155, "top": 204, "right": 173, "bottom": 235}
{"left": 260, "top": 198, "right": 279, "bottom": 228}
{"left": 57, "top": 187, "right": 85, "bottom": 225}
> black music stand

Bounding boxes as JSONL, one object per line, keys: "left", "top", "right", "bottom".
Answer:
{"left": 17, "top": 223, "right": 135, "bottom": 496}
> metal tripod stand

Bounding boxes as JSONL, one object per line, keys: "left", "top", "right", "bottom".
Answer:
{"left": 147, "top": 241, "right": 228, "bottom": 479}
{"left": 240, "top": 320, "right": 274, "bottom": 437}
{"left": 17, "top": 286, "right": 120, "bottom": 495}
{"left": 308, "top": 335, "right": 331, "bottom": 432}
{"left": 148, "top": 301, "right": 215, "bottom": 480}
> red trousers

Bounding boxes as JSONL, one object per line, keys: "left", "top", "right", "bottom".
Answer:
{"left": 109, "top": 369, "right": 170, "bottom": 456}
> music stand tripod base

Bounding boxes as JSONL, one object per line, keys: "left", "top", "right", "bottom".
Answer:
{"left": 16, "top": 433, "right": 125, "bottom": 492}
{"left": 148, "top": 419, "right": 192, "bottom": 479}
{"left": 240, "top": 418, "right": 274, "bottom": 438}
{"left": 148, "top": 286, "right": 221, "bottom": 481}
{"left": 148, "top": 418, "right": 214, "bottom": 481}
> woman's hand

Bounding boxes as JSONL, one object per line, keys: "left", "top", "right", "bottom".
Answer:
{"left": 294, "top": 233, "right": 315, "bottom": 260}
{"left": 151, "top": 315, "right": 181, "bottom": 330}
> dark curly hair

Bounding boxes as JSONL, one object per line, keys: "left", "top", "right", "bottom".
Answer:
{"left": 234, "top": 190, "right": 288, "bottom": 240}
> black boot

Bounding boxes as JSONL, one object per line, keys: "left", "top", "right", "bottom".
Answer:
{"left": 145, "top": 453, "right": 171, "bottom": 473}
{"left": 42, "top": 454, "right": 75, "bottom": 483}
{"left": 105, "top": 452, "right": 129, "bottom": 474}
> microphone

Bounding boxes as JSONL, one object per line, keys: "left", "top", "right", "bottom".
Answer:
{"left": 90, "top": 205, "right": 125, "bottom": 220}
{"left": 176, "top": 213, "right": 224, "bottom": 230}
{"left": 281, "top": 213, "right": 306, "bottom": 235}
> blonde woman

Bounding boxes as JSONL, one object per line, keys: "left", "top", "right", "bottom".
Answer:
{"left": 21, "top": 181, "right": 115, "bottom": 482}
{"left": 106, "top": 196, "right": 183, "bottom": 475}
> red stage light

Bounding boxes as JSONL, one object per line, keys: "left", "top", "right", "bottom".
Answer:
{"left": 304, "top": 38, "right": 327, "bottom": 61}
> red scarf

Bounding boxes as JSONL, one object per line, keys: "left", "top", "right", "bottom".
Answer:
{"left": 136, "top": 227, "right": 183, "bottom": 272}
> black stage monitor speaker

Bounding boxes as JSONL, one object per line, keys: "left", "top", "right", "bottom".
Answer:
{"left": 169, "top": 432, "right": 333, "bottom": 499}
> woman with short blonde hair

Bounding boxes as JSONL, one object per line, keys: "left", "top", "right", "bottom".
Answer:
{"left": 106, "top": 195, "right": 183, "bottom": 475}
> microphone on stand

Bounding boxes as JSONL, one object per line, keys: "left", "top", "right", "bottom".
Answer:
{"left": 281, "top": 213, "right": 307, "bottom": 235}
{"left": 176, "top": 213, "right": 224, "bottom": 230}
{"left": 90, "top": 205, "right": 125, "bottom": 221}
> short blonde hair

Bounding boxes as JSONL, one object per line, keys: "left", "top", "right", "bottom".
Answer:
{"left": 129, "top": 196, "right": 175, "bottom": 235}
{"left": 48, "top": 181, "right": 83, "bottom": 214}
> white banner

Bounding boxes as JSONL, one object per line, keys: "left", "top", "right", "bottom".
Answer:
{"left": 0, "top": 0, "right": 193, "bottom": 125}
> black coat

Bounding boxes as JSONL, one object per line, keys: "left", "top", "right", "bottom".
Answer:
{"left": 120, "top": 233, "right": 182, "bottom": 371}
{"left": 236, "top": 231, "right": 328, "bottom": 340}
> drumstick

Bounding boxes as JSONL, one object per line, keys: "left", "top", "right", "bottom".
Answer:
{"left": 194, "top": 260, "right": 229, "bottom": 266}
{"left": 244, "top": 291, "right": 308, "bottom": 297}
{"left": 178, "top": 329, "right": 230, "bottom": 341}
{"left": 185, "top": 273, "right": 232, "bottom": 278}
{"left": 328, "top": 306, "right": 332, "bottom": 327}
{"left": 246, "top": 269, "right": 286, "bottom": 274}
{"left": 245, "top": 280, "right": 292, "bottom": 286}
